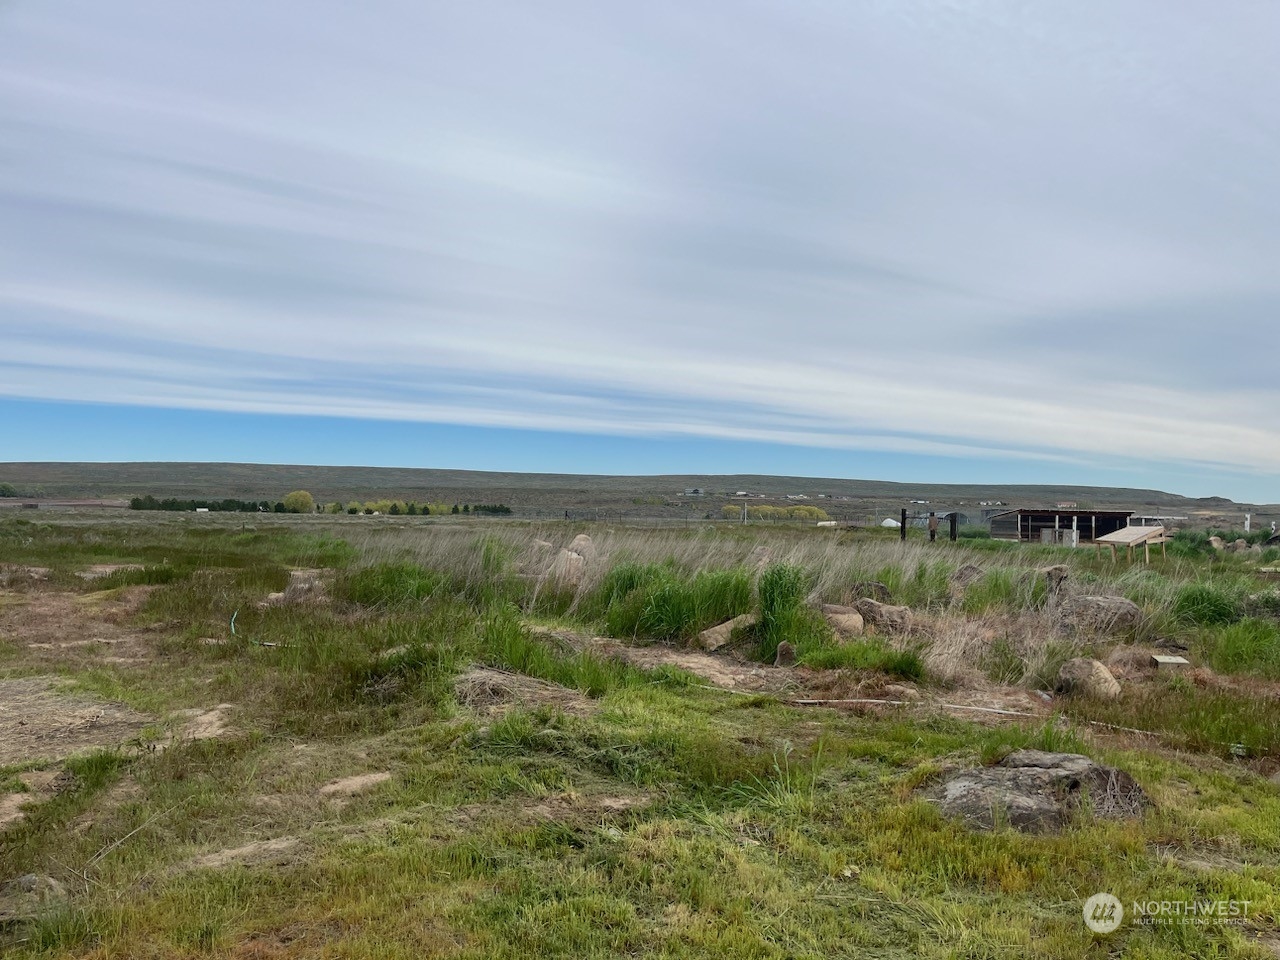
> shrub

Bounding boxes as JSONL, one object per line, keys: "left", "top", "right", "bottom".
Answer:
{"left": 755, "top": 562, "right": 828, "bottom": 661}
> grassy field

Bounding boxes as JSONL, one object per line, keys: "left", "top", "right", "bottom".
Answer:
{"left": 2, "top": 513, "right": 1279, "bottom": 958}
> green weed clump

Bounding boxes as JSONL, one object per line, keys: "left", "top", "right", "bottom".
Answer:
{"left": 481, "top": 608, "right": 689, "bottom": 696}
{"left": 1173, "top": 582, "right": 1241, "bottom": 626}
{"left": 800, "top": 641, "right": 924, "bottom": 681}
{"left": 754, "top": 562, "right": 828, "bottom": 661}
{"left": 592, "top": 562, "right": 751, "bottom": 641}
{"left": 1203, "top": 618, "right": 1280, "bottom": 679}
{"left": 339, "top": 562, "right": 455, "bottom": 608}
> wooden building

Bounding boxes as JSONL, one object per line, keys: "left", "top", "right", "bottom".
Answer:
{"left": 988, "top": 508, "right": 1133, "bottom": 544}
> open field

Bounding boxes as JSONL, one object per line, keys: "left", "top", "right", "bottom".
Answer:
{"left": 2, "top": 512, "right": 1280, "bottom": 957}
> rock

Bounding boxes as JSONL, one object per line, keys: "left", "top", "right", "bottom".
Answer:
{"left": 931, "top": 750, "right": 1148, "bottom": 832}
{"left": 851, "top": 581, "right": 892, "bottom": 603}
{"left": 567, "top": 534, "right": 595, "bottom": 561}
{"left": 0, "top": 874, "right": 68, "bottom": 923}
{"left": 551, "top": 549, "right": 586, "bottom": 588}
{"left": 1036, "top": 565, "right": 1070, "bottom": 593}
{"left": 1056, "top": 658, "right": 1121, "bottom": 700}
{"left": 774, "top": 641, "right": 796, "bottom": 667}
{"left": 1058, "top": 596, "right": 1144, "bottom": 635}
{"left": 820, "top": 604, "right": 866, "bottom": 638}
{"left": 696, "top": 613, "right": 756, "bottom": 652}
{"left": 851, "top": 598, "right": 912, "bottom": 632}
{"left": 1208, "top": 536, "right": 1226, "bottom": 551}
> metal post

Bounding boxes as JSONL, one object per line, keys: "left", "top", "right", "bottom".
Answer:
{"left": 900, "top": 508, "right": 907, "bottom": 541}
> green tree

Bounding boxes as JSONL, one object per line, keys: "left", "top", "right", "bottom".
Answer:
{"left": 282, "top": 490, "right": 315, "bottom": 514}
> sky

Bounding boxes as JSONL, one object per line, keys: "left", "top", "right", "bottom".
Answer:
{"left": 2, "top": 2, "right": 1278, "bottom": 501}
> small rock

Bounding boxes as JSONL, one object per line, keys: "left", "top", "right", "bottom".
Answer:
{"left": 1035, "top": 565, "right": 1070, "bottom": 593}
{"left": 0, "top": 874, "right": 68, "bottom": 923}
{"left": 821, "top": 604, "right": 865, "bottom": 637}
{"left": 696, "top": 613, "right": 756, "bottom": 652}
{"left": 1056, "top": 658, "right": 1122, "bottom": 700}
{"left": 774, "top": 641, "right": 796, "bottom": 667}
{"left": 1058, "top": 596, "right": 1144, "bottom": 636}
{"left": 851, "top": 581, "right": 892, "bottom": 603}
{"left": 851, "top": 598, "right": 912, "bottom": 632}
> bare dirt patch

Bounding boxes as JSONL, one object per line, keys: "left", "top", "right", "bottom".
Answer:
{"left": 588, "top": 638, "right": 794, "bottom": 693}
{"left": 75, "top": 564, "right": 143, "bottom": 581}
{"left": 0, "top": 770, "right": 60, "bottom": 830}
{"left": 174, "top": 704, "right": 235, "bottom": 742}
{"left": 0, "top": 585, "right": 156, "bottom": 666}
{"left": 186, "top": 836, "right": 301, "bottom": 871}
{"left": 0, "top": 676, "right": 151, "bottom": 766}
{"left": 318, "top": 772, "right": 392, "bottom": 799}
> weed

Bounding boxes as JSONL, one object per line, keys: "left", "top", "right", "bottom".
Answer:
{"left": 1173, "top": 582, "right": 1241, "bottom": 626}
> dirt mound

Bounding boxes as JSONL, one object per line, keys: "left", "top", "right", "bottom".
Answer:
{"left": 455, "top": 667, "right": 594, "bottom": 716}
{"left": 0, "top": 676, "right": 150, "bottom": 765}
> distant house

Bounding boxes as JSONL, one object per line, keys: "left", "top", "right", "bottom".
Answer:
{"left": 989, "top": 508, "right": 1133, "bottom": 544}
{"left": 683, "top": 488, "right": 704, "bottom": 496}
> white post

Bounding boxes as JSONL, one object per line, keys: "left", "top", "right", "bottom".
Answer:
{"left": 1245, "top": 513, "right": 1252, "bottom": 534}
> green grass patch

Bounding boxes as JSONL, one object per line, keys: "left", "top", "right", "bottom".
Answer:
{"left": 1174, "top": 582, "right": 1242, "bottom": 626}
{"left": 1202, "top": 618, "right": 1280, "bottom": 679}
{"left": 800, "top": 640, "right": 925, "bottom": 681}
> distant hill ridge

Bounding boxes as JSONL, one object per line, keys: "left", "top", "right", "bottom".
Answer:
{"left": 0, "top": 462, "right": 1269, "bottom": 512}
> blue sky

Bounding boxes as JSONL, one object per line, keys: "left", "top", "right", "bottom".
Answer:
{"left": 2, "top": 3, "right": 1278, "bottom": 501}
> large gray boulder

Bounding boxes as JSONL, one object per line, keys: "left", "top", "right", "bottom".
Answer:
{"left": 852, "top": 598, "right": 912, "bottom": 633}
{"left": 1058, "top": 595, "right": 1144, "bottom": 635}
{"left": 1056, "top": 658, "right": 1122, "bottom": 700}
{"left": 1036, "top": 565, "right": 1070, "bottom": 594}
{"left": 931, "top": 750, "right": 1148, "bottom": 832}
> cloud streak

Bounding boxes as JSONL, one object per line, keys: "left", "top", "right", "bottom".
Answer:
{"left": 2, "top": 1, "right": 1278, "bottom": 485}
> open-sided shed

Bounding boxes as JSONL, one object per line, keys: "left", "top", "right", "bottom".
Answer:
{"left": 989, "top": 508, "right": 1133, "bottom": 544}
{"left": 1095, "top": 524, "right": 1168, "bottom": 563}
